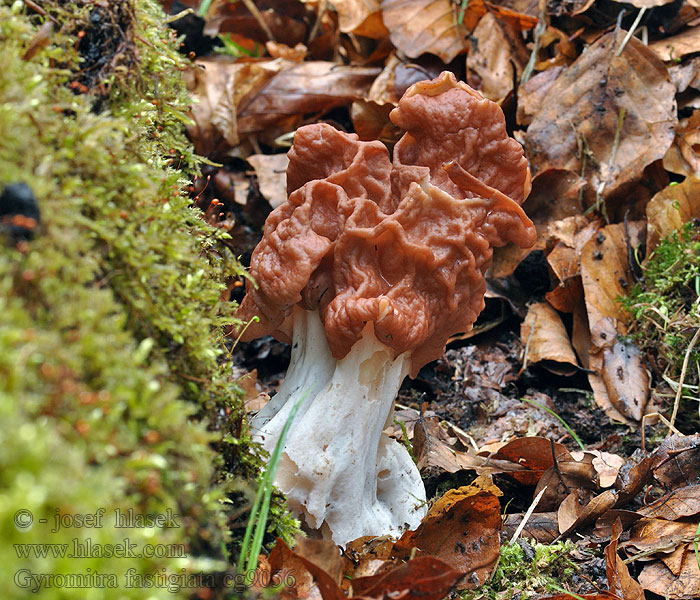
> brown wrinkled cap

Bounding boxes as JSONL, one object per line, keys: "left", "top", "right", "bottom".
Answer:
{"left": 236, "top": 71, "right": 536, "bottom": 376}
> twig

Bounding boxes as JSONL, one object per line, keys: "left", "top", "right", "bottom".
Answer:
{"left": 670, "top": 327, "right": 700, "bottom": 430}
{"left": 510, "top": 485, "right": 547, "bottom": 544}
{"left": 550, "top": 439, "right": 570, "bottom": 496}
{"left": 615, "top": 7, "right": 647, "bottom": 57}
{"left": 520, "top": 1, "right": 547, "bottom": 85}
{"left": 308, "top": 0, "right": 327, "bottom": 42}
{"left": 641, "top": 412, "right": 683, "bottom": 452}
{"left": 241, "top": 0, "right": 276, "bottom": 42}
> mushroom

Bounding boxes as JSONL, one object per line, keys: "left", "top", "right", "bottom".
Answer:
{"left": 236, "top": 72, "right": 536, "bottom": 546}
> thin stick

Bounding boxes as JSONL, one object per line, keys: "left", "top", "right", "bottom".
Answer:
{"left": 670, "top": 327, "right": 700, "bottom": 430}
{"left": 641, "top": 412, "right": 683, "bottom": 452}
{"left": 308, "top": 0, "right": 327, "bottom": 42}
{"left": 510, "top": 486, "right": 547, "bottom": 544}
{"left": 241, "top": 0, "right": 276, "bottom": 42}
{"left": 615, "top": 7, "right": 647, "bottom": 57}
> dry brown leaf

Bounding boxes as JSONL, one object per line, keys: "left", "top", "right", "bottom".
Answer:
{"left": 413, "top": 416, "right": 464, "bottom": 474}
{"left": 663, "top": 112, "right": 700, "bottom": 177}
{"left": 580, "top": 222, "right": 645, "bottom": 422}
{"left": 502, "top": 511, "right": 560, "bottom": 543}
{"left": 650, "top": 25, "right": 700, "bottom": 62}
{"left": 606, "top": 519, "right": 645, "bottom": 600}
{"left": 490, "top": 170, "right": 585, "bottom": 279}
{"left": 558, "top": 489, "right": 619, "bottom": 536}
{"left": 186, "top": 57, "right": 288, "bottom": 157}
{"left": 466, "top": 12, "right": 528, "bottom": 102}
{"left": 491, "top": 437, "right": 572, "bottom": 487}
{"left": 624, "top": 518, "right": 699, "bottom": 555}
{"left": 558, "top": 489, "right": 588, "bottom": 534}
{"left": 591, "top": 451, "right": 626, "bottom": 488}
{"left": 651, "top": 434, "right": 700, "bottom": 488}
{"left": 546, "top": 277, "right": 583, "bottom": 313}
{"left": 601, "top": 339, "right": 649, "bottom": 422}
{"left": 237, "top": 62, "right": 381, "bottom": 139}
{"left": 638, "top": 485, "right": 700, "bottom": 520}
{"left": 248, "top": 153, "right": 289, "bottom": 209}
{"left": 526, "top": 31, "right": 677, "bottom": 202}
{"left": 517, "top": 66, "right": 565, "bottom": 127}
{"left": 393, "top": 491, "right": 502, "bottom": 589}
{"left": 380, "top": 0, "right": 471, "bottom": 62}
{"left": 521, "top": 301, "right": 579, "bottom": 374}
{"left": 639, "top": 551, "right": 700, "bottom": 599}
{"left": 646, "top": 177, "right": 700, "bottom": 252}
{"left": 615, "top": 450, "right": 654, "bottom": 504}
{"left": 266, "top": 41, "right": 308, "bottom": 61}
{"left": 351, "top": 556, "right": 463, "bottom": 600}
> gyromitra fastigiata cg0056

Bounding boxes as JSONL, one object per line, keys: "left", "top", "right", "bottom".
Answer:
{"left": 235, "top": 71, "right": 536, "bottom": 546}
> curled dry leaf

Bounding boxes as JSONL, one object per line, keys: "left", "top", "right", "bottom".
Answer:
{"left": 491, "top": 437, "right": 572, "bottom": 487}
{"left": 247, "top": 153, "right": 289, "bottom": 209}
{"left": 663, "top": 112, "right": 700, "bottom": 178}
{"left": 651, "top": 434, "right": 700, "bottom": 488}
{"left": 639, "top": 548, "right": 700, "bottom": 600}
{"left": 521, "top": 301, "right": 579, "bottom": 375}
{"left": 466, "top": 12, "right": 529, "bottom": 102}
{"left": 517, "top": 66, "right": 565, "bottom": 127}
{"left": 579, "top": 222, "right": 646, "bottom": 422}
{"left": 615, "top": 449, "right": 654, "bottom": 504}
{"left": 502, "top": 511, "right": 560, "bottom": 543}
{"left": 380, "top": 0, "right": 471, "bottom": 62}
{"left": 624, "top": 518, "right": 699, "bottom": 556}
{"left": 646, "top": 177, "right": 700, "bottom": 252}
{"left": 490, "top": 169, "right": 584, "bottom": 279}
{"left": 394, "top": 491, "right": 502, "bottom": 589}
{"left": 605, "top": 518, "right": 645, "bottom": 600}
{"left": 525, "top": 31, "right": 677, "bottom": 202}
{"left": 638, "top": 485, "right": 700, "bottom": 520}
{"left": 601, "top": 339, "right": 649, "bottom": 423}
{"left": 332, "top": 0, "right": 387, "bottom": 37}
{"left": 350, "top": 556, "right": 463, "bottom": 600}
{"left": 559, "top": 489, "right": 619, "bottom": 536}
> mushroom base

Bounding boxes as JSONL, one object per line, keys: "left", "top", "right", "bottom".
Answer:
{"left": 250, "top": 308, "right": 427, "bottom": 546}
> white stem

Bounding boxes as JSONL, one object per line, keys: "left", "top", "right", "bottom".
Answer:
{"left": 250, "top": 308, "right": 427, "bottom": 546}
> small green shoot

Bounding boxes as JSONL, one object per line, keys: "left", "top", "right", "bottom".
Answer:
{"left": 521, "top": 398, "right": 585, "bottom": 451}
{"left": 394, "top": 416, "right": 415, "bottom": 463}
{"left": 238, "top": 390, "right": 310, "bottom": 582}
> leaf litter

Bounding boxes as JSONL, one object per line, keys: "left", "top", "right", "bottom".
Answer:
{"left": 164, "top": 0, "right": 700, "bottom": 597}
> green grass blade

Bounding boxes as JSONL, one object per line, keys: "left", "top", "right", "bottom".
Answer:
{"left": 521, "top": 398, "right": 586, "bottom": 451}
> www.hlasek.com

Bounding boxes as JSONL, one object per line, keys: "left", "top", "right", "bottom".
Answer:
{"left": 13, "top": 507, "right": 295, "bottom": 593}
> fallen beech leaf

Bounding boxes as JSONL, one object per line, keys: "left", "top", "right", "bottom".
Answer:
{"left": 517, "top": 66, "right": 565, "bottom": 126}
{"left": 594, "top": 510, "right": 642, "bottom": 538}
{"left": 466, "top": 12, "right": 528, "bottom": 102}
{"left": 559, "top": 489, "right": 619, "bottom": 536}
{"left": 351, "top": 556, "right": 462, "bottom": 600}
{"left": 601, "top": 339, "right": 649, "bottom": 422}
{"left": 266, "top": 41, "right": 308, "bottom": 62}
{"left": 491, "top": 169, "right": 585, "bottom": 279}
{"left": 558, "top": 489, "right": 588, "bottom": 534}
{"left": 650, "top": 25, "right": 700, "bottom": 62}
{"left": 269, "top": 538, "right": 345, "bottom": 600}
{"left": 185, "top": 57, "right": 288, "bottom": 156}
{"left": 591, "top": 451, "right": 626, "bottom": 488}
{"left": 394, "top": 492, "right": 502, "bottom": 588}
{"left": 521, "top": 301, "right": 579, "bottom": 375}
{"left": 580, "top": 222, "right": 646, "bottom": 421}
{"left": 332, "top": 0, "right": 385, "bottom": 37}
{"left": 381, "top": 0, "right": 471, "bottom": 62}
{"left": 526, "top": 31, "right": 677, "bottom": 201}
{"left": 237, "top": 62, "right": 381, "bottom": 138}
{"left": 646, "top": 177, "right": 700, "bottom": 252}
{"left": 605, "top": 518, "right": 644, "bottom": 600}
{"left": 638, "top": 485, "right": 700, "bottom": 520}
{"left": 652, "top": 434, "right": 700, "bottom": 488}
{"left": 623, "top": 518, "right": 699, "bottom": 555}
{"left": 502, "top": 511, "right": 560, "bottom": 543}
{"left": 413, "top": 415, "right": 464, "bottom": 474}
{"left": 248, "top": 154, "right": 289, "bottom": 209}
{"left": 342, "top": 536, "right": 394, "bottom": 584}
{"left": 492, "top": 437, "right": 572, "bottom": 486}
{"left": 663, "top": 112, "right": 700, "bottom": 178}
{"left": 639, "top": 552, "right": 700, "bottom": 599}
{"left": 546, "top": 277, "right": 583, "bottom": 314}
{"left": 615, "top": 449, "right": 654, "bottom": 504}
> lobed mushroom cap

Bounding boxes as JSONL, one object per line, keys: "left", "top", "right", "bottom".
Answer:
{"left": 236, "top": 72, "right": 536, "bottom": 376}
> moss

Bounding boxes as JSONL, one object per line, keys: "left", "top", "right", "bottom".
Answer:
{"left": 0, "top": 1, "right": 296, "bottom": 598}
{"left": 460, "top": 540, "right": 577, "bottom": 600}
{"left": 622, "top": 220, "right": 700, "bottom": 431}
